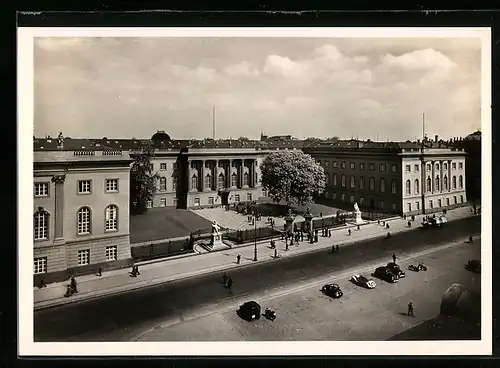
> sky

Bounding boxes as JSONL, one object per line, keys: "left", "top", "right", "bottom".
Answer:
{"left": 33, "top": 36, "right": 482, "bottom": 141}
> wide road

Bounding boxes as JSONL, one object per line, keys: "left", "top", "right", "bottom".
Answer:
{"left": 34, "top": 217, "right": 480, "bottom": 342}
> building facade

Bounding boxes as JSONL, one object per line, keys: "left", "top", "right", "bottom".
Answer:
{"left": 33, "top": 149, "right": 133, "bottom": 284}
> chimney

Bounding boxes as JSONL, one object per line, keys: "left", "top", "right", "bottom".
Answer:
{"left": 434, "top": 135, "right": 438, "bottom": 143}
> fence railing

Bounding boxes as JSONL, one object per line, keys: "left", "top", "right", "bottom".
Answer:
{"left": 224, "top": 227, "right": 282, "bottom": 244}
{"left": 131, "top": 238, "right": 193, "bottom": 262}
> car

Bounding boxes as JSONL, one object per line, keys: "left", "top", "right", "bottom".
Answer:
{"left": 321, "top": 283, "right": 343, "bottom": 298}
{"left": 350, "top": 274, "right": 376, "bottom": 289}
{"left": 386, "top": 262, "right": 406, "bottom": 278}
{"left": 465, "top": 259, "right": 481, "bottom": 273}
{"left": 372, "top": 266, "right": 399, "bottom": 283}
{"left": 237, "top": 301, "right": 261, "bottom": 321}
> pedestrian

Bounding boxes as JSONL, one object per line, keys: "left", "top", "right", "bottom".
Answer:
{"left": 314, "top": 234, "right": 319, "bottom": 243}
{"left": 285, "top": 242, "right": 289, "bottom": 251}
{"left": 357, "top": 225, "right": 360, "bottom": 231}
{"left": 301, "top": 233, "right": 304, "bottom": 242}
{"left": 70, "top": 276, "right": 77, "bottom": 293}
{"left": 290, "top": 238, "right": 294, "bottom": 246}
{"left": 274, "top": 248, "right": 278, "bottom": 258}
{"left": 382, "top": 220, "right": 385, "bottom": 226}
{"left": 412, "top": 215, "right": 415, "bottom": 221}
{"left": 403, "top": 214, "right": 407, "bottom": 220}
{"left": 377, "top": 219, "right": 380, "bottom": 225}
{"left": 408, "top": 220, "right": 411, "bottom": 228}
{"left": 468, "top": 236, "right": 473, "bottom": 244}
{"left": 281, "top": 232, "right": 284, "bottom": 240}
{"left": 408, "top": 302, "right": 415, "bottom": 317}
{"left": 236, "top": 254, "right": 241, "bottom": 264}
{"left": 336, "top": 244, "right": 339, "bottom": 252}
{"left": 320, "top": 212, "right": 323, "bottom": 217}
{"left": 332, "top": 245, "right": 336, "bottom": 253}
{"left": 223, "top": 272, "right": 228, "bottom": 285}
{"left": 386, "top": 223, "right": 390, "bottom": 229}
{"left": 38, "top": 278, "right": 46, "bottom": 289}
{"left": 328, "top": 230, "right": 332, "bottom": 238}
{"left": 348, "top": 229, "right": 351, "bottom": 236}
{"left": 227, "top": 277, "right": 233, "bottom": 290}
{"left": 392, "top": 253, "right": 396, "bottom": 264}
{"left": 135, "top": 265, "right": 140, "bottom": 275}
{"left": 97, "top": 267, "right": 102, "bottom": 277}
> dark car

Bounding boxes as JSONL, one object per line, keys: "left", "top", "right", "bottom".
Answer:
{"left": 465, "top": 260, "right": 481, "bottom": 273}
{"left": 372, "top": 267, "right": 399, "bottom": 283}
{"left": 321, "top": 283, "right": 343, "bottom": 298}
{"left": 237, "top": 301, "right": 261, "bottom": 321}
{"left": 386, "top": 262, "right": 406, "bottom": 278}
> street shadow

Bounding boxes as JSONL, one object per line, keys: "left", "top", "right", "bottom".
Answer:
{"left": 398, "top": 312, "right": 409, "bottom": 316}
{"left": 243, "top": 257, "right": 254, "bottom": 262}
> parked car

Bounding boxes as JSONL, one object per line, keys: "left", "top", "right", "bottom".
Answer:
{"left": 408, "top": 263, "right": 427, "bottom": 272}
{"left": 465, "top": 259, "right": 481, "bottom": 273}
{"left": 238, "top": 301, "right": 261, "bottom": 321}
{"left": 386, "top": 262, "right": 406, "bottom": 278}
{"left": 372, "top": 267, "right": 399, "bottom": 283}
{"left": 321, "top": 283, "right": 343, "bottom": 298}
{"left": 422, "top": 214, "right": 447, "bottom": 228}
{"left": 350, "top": 274, "right": 376, "bottom": 289}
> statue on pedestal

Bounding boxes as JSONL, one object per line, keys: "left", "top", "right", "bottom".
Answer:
{"left": 211, "top": 220, "right": 221, "bottom": 234}
{"left": 354, "top": 202, "right": 360, "bottom": 212}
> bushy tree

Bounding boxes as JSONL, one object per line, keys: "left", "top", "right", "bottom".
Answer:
{"left": 260, "top": 150, "right": 326, "bottom": 207}
{"left": 130, "top": 144, "right": 159, "bottom": 215}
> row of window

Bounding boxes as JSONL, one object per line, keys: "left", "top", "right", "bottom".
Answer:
{"left": 34, "top": 246, "right": 118, "bottom": 274}
{"left": 34, "top": 179, "right": 119, "bottom": 197}
{"left": 147, "top": 192, "right": 260, "bottom": 209}
{"left": 190, "top": 172, "right": 255, "bottom": 191}
{"left": 322, "top": 161, "right": 398, "bottom": 173}
{"left": 405, "top": 162, "right": 463, "bottom": 173}
{"left": 330, "top": 192, "right": 397, "bottom": 211}
{"left": 404, "top": 175, "right": 463, "bottom": 195}
{"left": 406, "top": 195, "right": 464, "bottom": 212}
{"left": 327, "top": 174, "right": 398, "bottom": 194}
{"left": 157, "top": 176, "right": 179, "bottom": 192}
{"left": 34, "top": 205, "right": 119, "bottom": 240}
{"left": 158, "top": 162, "right": 178, "bottom": 171}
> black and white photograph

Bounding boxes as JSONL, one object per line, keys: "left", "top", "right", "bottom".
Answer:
{"left": 18, "top": 27, "right": 491, "bottom": 356}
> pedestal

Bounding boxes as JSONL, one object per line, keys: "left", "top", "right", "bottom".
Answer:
{"left": 354, "top": 210, "right": 364, "bottom": 225}
{"left": 284, "top": 215, "right": 295, "bottom": 235}
{"left": 211, "top": 233, "right": 227, "bottom": 251}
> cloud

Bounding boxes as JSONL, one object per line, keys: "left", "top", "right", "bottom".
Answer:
{"left": 224, "top": 61, "right": 259, "bottom": 77}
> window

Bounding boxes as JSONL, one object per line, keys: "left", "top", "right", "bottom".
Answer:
{"left": 360, "top": 163, "right": 365, "bottom": 170}
{"left": 208, "top": 197, "right": 214, "bottom": 205}
{"left": 414, "top": 179, "right": 419, "bottom": 194}
{"left": 332, "top": 192, "right": 337, "bottom": 199}
{"left": 435, "top": 176, "right": 440, "bottom": 191}
{"left": 341, "top": 161, "right": 346, "bottom": 169}
{"left": 392, "top": 203, "right": 396, "bottom": 211}
{"left": 444, "top": 163, "right": 448, "bottom": 170}
{"left": 341, "top": 194, "right": 345, "bottom": 202}
{"left": 415, "top": 202, "right": 420, "bottom": 210}
{"left": 436, "top": 163, "right": 440, "bottom": 171}
{"left": 438, "top": 199, "right": 442, "bottom": 207}
{"left": 34, "top": 210, "right": 48, "bottom": 240}
{"left": 191, "top": 175, "right": 198, "bottom": 190}
{"left": 426, "top": 177, "right": 431, "bottom": 192}
{"left": 380, "top": 201, "right": 384, "bottom": 209}
{"left": 444, "top": 176, "right": 448, "bottom": 190}
{"left": 379, "top": 164, "right": 386, "bottom": 172}
{"left": 380, "top": 178, "right": 386, "bottom": 193}
{"left": 160, "top": 198, "right": 167, "bottom": 207}
{"left": 234, "top": 194, "right": 240, "bottom": 202}
{"left": 405, "top": 165, "right": 411, "bottom": 173}
{"left": 391, "top": 180, "right": 397, "bottom": 194}
{"left": 105, "top": 246, "right": 117, "bottom": 261}
{"left": 446, "top": 198, "right": 450, "bottom": 206}
{"left": 194, "top": 197, "right": 200, "bottom": 206}
{"left": 459, "top": 162, "right": 463, "bottom": 170}
{"left": 173, "top": 198, "right": 177, "bottom": 207}
{"left": 392, "top": 164, "right": 397, "bottom": 173}
{"left": 78, "top": 180, "right": 91, "bottom": 194}
{"left": 407, "top": 203, "right": 412, "bottom": 212}
{"left": 106, "top": 179, "right": 118, "bottom": 192}
{"left": 172, "top": 176, "right": 178, "bottom": 191}
{"left": 452, "top": 176, "right": 457, "bottom": 190}
{"left": 205, "top": 174, "right": 212, "bottom": 189}
{"left": 160, "top": 163, "right": 167, "bottom": 170}
{"left": 325, "top": 173, "right": 330, "bottom": 185}
{"left": 350, "top": 175, "right": 355, "bottom": 189}
{"left": 426, "top": 164, "right": 431, "bottom": 172}
{"left": 454, "top": 196, "right": 457, "bottom": 204}
{"left": 324, "top": 161, "right": 329, "bottom": 167}
{"left": 34, "top": 257, "right": 47, "bottom": 274}
{"left": 77, "top": 207, "right": 91, "bottom": 235}
{"left": 360, "top": 176, "right": 365, "bottom": 190}
{"left": 146, "top": 200, "right": 153, "bottom": 208}
{"left": 105, "top": 205, "right": 118, "bottom": 231}
{"left": 218, "top": 173, "right": 225, "bottom": 189}
{"left": 159, "top": 177, "right": 167, "bottom": 191}
{"left": 341, "top": 174, "right": 346, "bottom": 188}
{"left": 247, "top": 193, "right": 252, "bottom": 201}
{"left": 350, "top": 162, "right": 355, "bottom": 169}
{"left": 332, "top": 161, "right": 337, "bottom": 168}
{"left": 452, "top": 163, "right": 456, "bottom": 170}
{"left": 429, "top": 200, "right": 433, "bottom": 209}
{"left": 360, "top": 197, "right": 364, "bottom": 205}
{"left": 405, "top": 180, "right": 411, "bottom": 195}
{"left": 369, "top": 164, "right": 375, "bottom": 171}
{"left": 243, "top": 172, "right": 249, "bottom": 186}
{"left": 333, "top": 174, "right": 337, "bottom": 186}
{"left": 231, "top": 173, "right": 237, "bottom": 187}
{"left": 369, "top": 177, "right": 375, "bottom": 191}
{"left": 34, "top": 183, "right": 49, "bottom": 197}
{"left": 414, "top": 164, "right": 419, "bottom": 172}
{"left": 460, "top": 195, "right": 464, "bottom": 203}
{"left": 77, "top": 249, "right": 90, "bottom": 266}
{"left": 459, "top": 175, "right": 463, "bottom": 189}
{"left": 350, "top": 195, "right": 355, "bottom": 203}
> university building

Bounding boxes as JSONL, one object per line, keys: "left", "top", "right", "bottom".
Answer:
{"left": 303, "top": 138, "right": 467, "bottom": 215}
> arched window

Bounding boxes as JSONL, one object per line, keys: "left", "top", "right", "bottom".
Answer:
{"left": 350, "top": 175, "right": 355, "bottom": 189}
{"left": 452, "top": 175, "right": 457, "bottom": 190}
{"left": 231, "top": 173, "right": 237, "bottom": 187}
{"left": 325, "top": 173, "right": 330, "bottom": 185}
{"left": 443, "top": 176, "right": 448, "bottom": 190}
{"left": 341, "top": 174, "right": 346, "bottom": 188}
{"left": 405, "top": 180, "right": 411, "bottom": 195}
{"left": 77, "top": 207, "right": 91, "bottom": 235}
{"left": 380, "top": 178, "right": 386, "bottom": 193}
{"left": 459, "top": 175, "right": 463, "bottom": 189}
{"left": 360, "top": 176, "right": 365, "bottom": 190}
{"left": 105, "top": 205, "right": 118, "bottom": 231}
{"left": 435, "top": 176, "right": 440, "bottom": 191}
{"left": 333, "top": 174, "right": 337, "bottom": 186}
{"left": 414, "top": 179, "right": 419, "bottom": 194}
{"left": 391, "top": 179, "right": 397, "bottom": 194}
{"left": 243, "top": 172, "right": 249, "bottom": 186}
{"left": 159, "top": 177, "right": 167, "bottom": 191}
{"left": 205, "top": 173, "right": 212, "bottom": 189}
{"left": 217, "top": 173, "right": 225, "bottom": 189}
{"left": 34, "top": 209, "right": 49, "bottom": 240}
{"left": 426, "top": 177, "right": 432, "bottom": 192}
{"left": 191, "top": 174, "right": 198, "bottom": 190}
{"left": 369, "top": 177, "right": 375, "bottom": 191}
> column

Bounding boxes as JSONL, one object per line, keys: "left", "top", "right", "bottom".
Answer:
{"left": 253, "top": 160, "right": 257, "bottom": 187}
{"left": 51, "top": 175, "right": 66, "bottom": 240}
{"left": 431, "top": 160, "right": 435, "bottom": 193}
{"left": 200, "top": 160, "right": 206, "bottom": 191}
{"left": 448, "top": 160, "right": 452, "bottom": 192}
{"left": 239, "top": 160, "right": 244, "bottom": 188}
{"left": 212, "top": 160, "right": 217, "bottom": 190}
{"left": 227, "top": 159, "right": 232, "bottom": 188}
{"left": 440, "top": 160, "right": 444, "bottom": 192}
{"left": 186, "top": 159, "right": 191, "bottom": 191}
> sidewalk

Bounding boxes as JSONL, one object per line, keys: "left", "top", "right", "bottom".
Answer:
{"left": 33, "top": 206, "right": 476, "bottom": 310}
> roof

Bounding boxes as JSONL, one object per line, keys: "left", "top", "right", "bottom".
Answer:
{"left": 34, "top": 150, "right": 132, "bottom": 164}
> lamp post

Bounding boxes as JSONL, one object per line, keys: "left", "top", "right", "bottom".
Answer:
{"left": 253, "top": 209, "right": 258, "bottom": 261}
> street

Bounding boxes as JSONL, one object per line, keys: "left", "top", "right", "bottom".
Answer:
{"left": 34, "top": 216, "right": 480, "bottom": 342}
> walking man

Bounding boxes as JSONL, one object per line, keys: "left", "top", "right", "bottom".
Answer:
{"left": 336, "top": 244, "right": 339, "bottom": 252}
{"left": 236, "top": 254, "right": 241, "bottom": 264}
{"left": 274, "top": 248, "right": 278, "bottom": 259}
{"left": 70, "top": 276, "right": 77, "bottom": 293}
{"left": 348, "top": 228, "right": 352, "bottom": 236}
{"left": 328, "top": 230, "right": 332, "bottom": 238}
{"left": 332, "top": 245, "right": 336, "bottom": 253}
{"left": 408, "top": 302, "right": 415, "bottom": 317}
{"left": 408, "top": 220, "right": 412, "bottom": 228}
{"left": 392, "top": 253, "right": 396, "bottom": 264}
{"left": 227, "top": 277, "right": 233, "bottom": 290}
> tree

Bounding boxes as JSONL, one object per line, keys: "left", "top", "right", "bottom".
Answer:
{"left": 260, "top": 150, "right": 326, "bottom": 207}
{"left": 130, "top": 144, "right": 159, "bottom": 215}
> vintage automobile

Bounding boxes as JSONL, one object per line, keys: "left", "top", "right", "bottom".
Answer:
{"left": 422, "top": 214, "right": 447, "bottom": 228}
{"left": 237, "top": 301, "right": 261, "bottom": 321}
{"left": 386, "top": 262, "right": 406, "bottom": 278}
{"left": 372, "top": 266, "right": 399, "bottom": 283}
{"left": 321, "top": 283, "right": 343, "bottom": 298}
{"left": 465, "top": 259, "right": 481, "bottom": 273}
{"left": 408, "top": 263, "right": 428, "bottom": 272}
{"left": 350, "top": 274, "right": 376, "bottom": 289}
